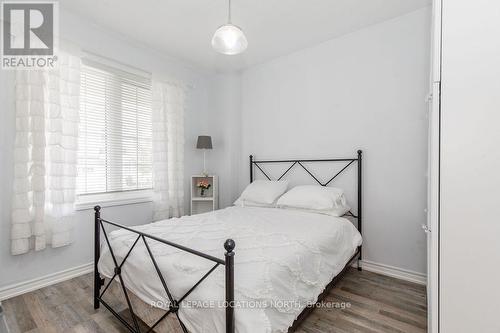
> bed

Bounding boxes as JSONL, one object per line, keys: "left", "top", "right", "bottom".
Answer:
{"left": 93, "top": 151, "right": 363, "bottom": 333}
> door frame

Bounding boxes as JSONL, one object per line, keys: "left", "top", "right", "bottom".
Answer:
{"left": 427, "top": 1, "right": 442, "bottom": 332}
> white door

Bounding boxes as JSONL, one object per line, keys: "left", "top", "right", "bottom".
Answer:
{"left": 439, "top": 1, "right": 500, "bottom": 331}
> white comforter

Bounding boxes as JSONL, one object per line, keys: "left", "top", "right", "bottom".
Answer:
{"left": 98, "top": 206, "right": 362, "bottom": 333}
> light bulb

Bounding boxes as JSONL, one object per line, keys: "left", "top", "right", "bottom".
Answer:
{"left": 211, "top": 24, "right": 248, "bottom": 55}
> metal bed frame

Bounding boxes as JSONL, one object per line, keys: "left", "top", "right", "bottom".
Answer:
{"left": 93, "top": 150, "right": 362, "bottom": 333}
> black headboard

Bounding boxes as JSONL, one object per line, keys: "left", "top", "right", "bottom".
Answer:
{"left": 249, "top": 150, "right": 362, "bottom": 236}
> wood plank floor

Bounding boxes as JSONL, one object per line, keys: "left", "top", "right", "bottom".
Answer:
{"left": 2, "top": 268, "right": 427, "bottom": 333}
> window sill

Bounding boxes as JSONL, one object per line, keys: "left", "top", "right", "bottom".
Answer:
{"left": 75, "top": 190, "right": 153, "bottom": 211}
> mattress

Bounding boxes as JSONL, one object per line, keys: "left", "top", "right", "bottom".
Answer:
{"left": 98, "top": 206, "right": 362, "bottom": 333}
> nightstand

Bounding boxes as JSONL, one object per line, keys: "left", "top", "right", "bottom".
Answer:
{"left": 190, "top": 175, "right": 218, "bottom": 215}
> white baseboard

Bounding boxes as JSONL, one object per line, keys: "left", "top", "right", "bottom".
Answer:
{"left": 355, "top": 260, "right": 427, "bottom": 285}
{"left": 0, "top": 262, "right": 93, "bottom": 301}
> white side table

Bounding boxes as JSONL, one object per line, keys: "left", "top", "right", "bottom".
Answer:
{"left": 190, "top": 175, "right": 218, "bottom": 215}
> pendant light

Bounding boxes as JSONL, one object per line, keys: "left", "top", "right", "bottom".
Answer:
{"left": 211, "top": 0, "right": 248, "bottom": 55}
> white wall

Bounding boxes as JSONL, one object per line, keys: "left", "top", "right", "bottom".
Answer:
{"left": 0, "top": 9, "right": 211, "bottom": 290}
{"left": 238, "top": 8, "right": 431, "bottom": 274}
{"left": 440, "top": 1, "right": 500, "bottom": 332}
{"left": 206, "top": 74, "right": 242, "bottom": 208}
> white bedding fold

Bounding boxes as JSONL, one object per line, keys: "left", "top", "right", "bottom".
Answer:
{"left": 98, "top": 206, "right": 362, "bottom": 333}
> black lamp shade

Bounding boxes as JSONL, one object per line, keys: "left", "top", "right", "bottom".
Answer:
{"left": 196, "top": 136, "right": 213, "bottom": 149}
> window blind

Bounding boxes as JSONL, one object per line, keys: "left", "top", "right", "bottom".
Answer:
{"left": 77, "top": 60, "right": 153, "bottom": 195}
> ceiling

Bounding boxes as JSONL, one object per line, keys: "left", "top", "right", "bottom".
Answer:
{"left": 61, "top": 0, "right": 431, "bottom": 73}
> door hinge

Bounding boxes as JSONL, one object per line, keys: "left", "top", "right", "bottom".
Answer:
{"left": 422, "top": 224, "right": 431, "bottom": 233}
{"left": 426, "top": 92, "right": 433, "bottom": 102}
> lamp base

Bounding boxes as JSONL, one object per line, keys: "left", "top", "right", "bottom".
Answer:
{"left": 201, "top": 150, "right": 209, "bottom": 177}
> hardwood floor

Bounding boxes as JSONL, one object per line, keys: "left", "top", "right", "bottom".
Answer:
{"left": 2, "top": 268, "right": 427, "bottom": 333}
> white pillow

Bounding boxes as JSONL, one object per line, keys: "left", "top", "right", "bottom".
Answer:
{"left": 233, "top": 198, "right": 277, "bottom": 208}
{"left": 276, "top": 185, "right": 347, "bottom": 210}
{"left": 280, "top": 205, "right": 351, "bottom": 217}
{"left": 236, "top": 180, "right": 289, "bottom": 205}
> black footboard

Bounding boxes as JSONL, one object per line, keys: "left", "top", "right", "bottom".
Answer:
{"left": 93, "top": 206, "right": 235, "bottom": 333}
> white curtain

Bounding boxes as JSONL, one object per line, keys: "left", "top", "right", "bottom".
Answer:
{"left": 11, "top": 53, "right": 81, "bottom": 255}
{"left": 152, "top": 80, "right": 186, "bottom": 220}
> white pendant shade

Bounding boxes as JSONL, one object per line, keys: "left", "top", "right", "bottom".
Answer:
{"left": 211, "top": 24, "right": 248, "bottom": 55}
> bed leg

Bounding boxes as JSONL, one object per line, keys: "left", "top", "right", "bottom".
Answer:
{"left": 357, "top": 247, "right": 362, "bottom": 271}
{"left": 357, "top": 150, "right": 362, "bottom": 272}
{"left": 224, "top": 239, "right": 235, "bottom": 333}
{"left": 94, "top": 206, "right": 102, "bottom": 309}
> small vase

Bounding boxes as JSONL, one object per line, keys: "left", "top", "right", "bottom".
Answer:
{"left": 200, "top": 188, "right": 205, "bottom": 197}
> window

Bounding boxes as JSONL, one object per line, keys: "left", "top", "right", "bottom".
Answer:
{"left": 77, "top": 60, "right": 153, "bottom": 197}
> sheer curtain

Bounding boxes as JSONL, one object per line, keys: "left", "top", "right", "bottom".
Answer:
{"left": 11, "top": 53, "right": 81, "bottom": 255}
{"left": 151, "top": 80, "right": 186, "bottom": 220}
